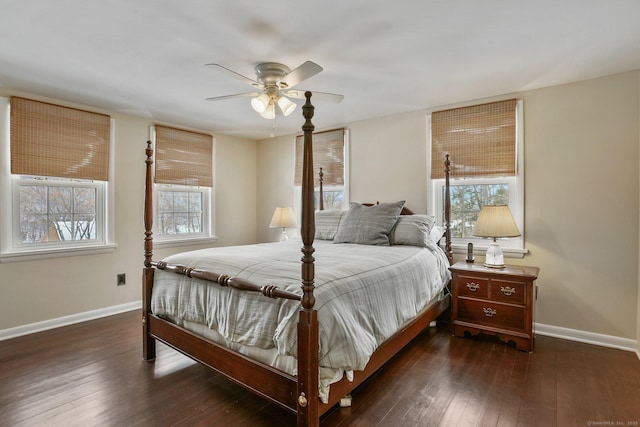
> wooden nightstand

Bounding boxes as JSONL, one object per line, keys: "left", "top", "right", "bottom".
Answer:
{"left": 449, "top": 261, "right": 539, "bottom": 352}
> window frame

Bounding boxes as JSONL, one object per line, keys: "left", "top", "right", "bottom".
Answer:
{"left": 149, "top": 126, "right": 217, "bottom": 248}
{"left": 12, "top": 176, "right": 106, "bottom": 246}
{"left": 427, "top": 99, "right": 527, "bottom": 258}
{"left": 153, "top": 184, "right": 212, "bottom": 244}
{"left": 0, "top": 97, "right": 116, "bottom": 263}
{"left": 293, "top": 130, "right": 350, "bottom": 221}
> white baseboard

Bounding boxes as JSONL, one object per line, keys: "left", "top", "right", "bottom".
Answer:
{"left": 0, "top": 300, "right": 142, "bottom": 341}
{"left": 535, "top": 322, "right": 638, "bottom": 355}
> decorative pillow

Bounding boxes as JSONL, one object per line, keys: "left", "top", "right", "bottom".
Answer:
{"left": 429, "top": 225, "right": 446, "bottom": 245}
{"left": 315, "top": 210, "right": 346, "bottom": 240}
{"left": 333, "top": 201, "right": 405, "bottom": 245}
{"left": 389, "top": 215, "right": 436, "bottom": 247}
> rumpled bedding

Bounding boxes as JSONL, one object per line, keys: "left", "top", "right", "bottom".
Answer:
{"left": 151, "top": 239, "right": 450, "bottom": 401}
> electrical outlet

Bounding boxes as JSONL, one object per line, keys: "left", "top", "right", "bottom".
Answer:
{"left": 117, "top": 273, "right": 126, "bottom": 286}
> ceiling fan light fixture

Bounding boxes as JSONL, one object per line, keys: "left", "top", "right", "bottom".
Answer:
{"left": 277, "top": 96, "right": 296, "bottom": 117}
{"left": 251, "top": 93, "right": 270, "bottom": 113}
{"left": 259, "top": 101, "right": 275, "bottom": 119}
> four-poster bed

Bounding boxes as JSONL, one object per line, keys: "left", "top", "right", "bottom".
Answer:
{"left": 142, "top": 92, "right": 454, "bottom": 426}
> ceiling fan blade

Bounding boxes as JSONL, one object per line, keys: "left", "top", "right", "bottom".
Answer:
{"left": 206, "top": 63, "right": 260, "bottom": 87}
{"left": 279, "top": 61, "right": 323, "bottom": 88}
{"left": 284, "top": 90, "right": 344, "bottom": 103}
{"left": 205, "top": 92, "right": 261, "bottom": 101}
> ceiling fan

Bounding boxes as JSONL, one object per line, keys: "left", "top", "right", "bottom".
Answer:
{"left": 205, "top": 61, "right": 343, "bottom": 119}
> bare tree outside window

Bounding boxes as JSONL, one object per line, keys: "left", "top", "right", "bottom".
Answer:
{"left": 314, "top": 190, "right": 343, "bottom": 211}
{"left": 444, "top": 184, "right": 509, "bottom": 238}
{"left": 157, "top": 190, "right": 203, "bottom": 235}
{"left": 19, "top": 185, "right": 97, "bottom": 243}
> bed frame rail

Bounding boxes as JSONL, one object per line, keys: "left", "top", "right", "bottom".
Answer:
{"left": 152, "top": 260, "right": 302, "bottom": 301}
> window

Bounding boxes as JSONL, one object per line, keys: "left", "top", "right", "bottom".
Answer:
{"left": 445, "top": 182, "right": 511, "bottom": 239}
{"left": 157, "top": 189, "right": 203, "bottom": 235}
{"left": 428, "top": 99, "right": 526, "bottom": 257}
{"left": 0, "top": 97, "right": 115, "bottom": 262}
{"left": 294, "top": 128, "right": 349, "bottom": 214}
{"left": 17, "top": 179, "right": 101, "bottom": 243}
{"left": 151, "top": 125, "right": 215, "bottom": 245}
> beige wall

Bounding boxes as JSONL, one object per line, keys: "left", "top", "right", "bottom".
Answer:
{"left": 2, "top": 71, "right": 639, "bottom": 344}
{"left": 256, "top": 135, "right": 297, "bottom": 243}
{"left": 257, "top": 70, "right": 640, "bottom": 341}
{"left": 0, "top": 93, "right": 257, "bottom": 331}
{"left": 522, "top": 71, "right": 638, "bottom": 340}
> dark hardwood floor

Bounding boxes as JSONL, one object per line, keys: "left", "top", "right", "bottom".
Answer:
{"left": 1, "top": 310, "right": 639, "bottom": 426}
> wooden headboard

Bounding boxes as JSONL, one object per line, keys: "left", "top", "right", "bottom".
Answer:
{"left": 360, "top": 202, "right": 414, "bottom": 215}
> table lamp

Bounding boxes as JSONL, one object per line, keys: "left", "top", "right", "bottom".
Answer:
{"left": 269, "top": 207, "right": 297, "bottom": 242}
{"left": 473, "top": 205, "right": 521, "bottom": 268}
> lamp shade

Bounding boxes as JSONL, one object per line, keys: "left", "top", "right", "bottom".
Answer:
{"left": 277, "top": 96, "right": 296, "bottom": 116}
{"left": 259, "top": 101, "right": 275, "bottom": 119}
{"left": 251, "top": 93, "right": 270, "bottom": 113}
{"left": 269, "top": 207, "right": 297, "bottom": 229}
{"left": 473, "top": 205, "right": 520, "bottom": 238}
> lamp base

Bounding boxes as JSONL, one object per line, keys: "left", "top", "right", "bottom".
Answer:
{"left": 279, "top": 228, "right": 289, "bottom": 242}
{"left": 484, "top": 240, "right": 505, "bottom": 269}
{"left": 483, "top": 262, "right": 506, "bottom": 269}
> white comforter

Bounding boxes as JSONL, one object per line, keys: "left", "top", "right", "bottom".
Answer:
{"left": 151, "top": 239, "right": 450, "bottom": 400}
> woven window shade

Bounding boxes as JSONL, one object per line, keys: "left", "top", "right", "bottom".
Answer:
{"left": 294, "top": 128, "right": 345, "bottom": 186}
{"left": 155, "top": 125, "right": 213, "bottom": 187}
{"left": 431, "top": 99, "right": 517, "bottom": 179}
{"left": 10, "top": 97, "right": 111, "bottom": 181}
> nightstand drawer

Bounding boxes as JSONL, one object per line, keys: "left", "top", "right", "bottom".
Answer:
{"left": 490, "top": 279, "right": 526, "bottom": 304}
{"left": 457, "top": 299, "right": 525, "bottom": 330}
{"left": 455, "top": 275, "right": 489, "bottom": 298}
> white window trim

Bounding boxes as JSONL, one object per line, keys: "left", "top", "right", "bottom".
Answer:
{"left": 0, "top": 97, "right": 116, "bottom": 263}
{"left": 149, "top": 126, "right": 217, "bottom": 248}
{"left": 426, "top": 99, "right": 528, "bottom": 259}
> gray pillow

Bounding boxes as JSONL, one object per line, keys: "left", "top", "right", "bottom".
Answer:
{"left": 315, "top": 210, "right": 346, "bottom": 240}
{"left": 389, "top": 215, "right": 436, "bottom": 247}
{"left": 334, "top": 201, "right": 405, "bottom": 245}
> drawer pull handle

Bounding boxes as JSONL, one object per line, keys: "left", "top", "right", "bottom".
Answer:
{"left": 501, "top": 286, "right": 516, "bottom": 296}
{"left": 466, "top": 282, "right": 480, "bottom": 292}
{"left": 483, "top": 307, "right": 497, "bottom": 317}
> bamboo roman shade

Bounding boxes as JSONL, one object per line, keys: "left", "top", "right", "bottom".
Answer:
{"left": 294, "top": 128, "right": 345, "bottom": 186}
{"left": 154, "top": 125, "right": 213, "bottom": 187}
{"left": 431, "top": 99, "right": 517, "bottom": 179}
{"left": 10, "top": 97, "right": 111, "bottom": 181}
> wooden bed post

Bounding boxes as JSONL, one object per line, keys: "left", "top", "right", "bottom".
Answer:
{"left": 143, "top": 140, "right": 156, "bottom": 360}
{"left": 444, "top": 154, "right": 453, "bottom": 264}
{"left": 318, "top": 167, "right": 324, "bottom": 211}
{"left": 297, "top": 92, "right": 320, "bottom": 427}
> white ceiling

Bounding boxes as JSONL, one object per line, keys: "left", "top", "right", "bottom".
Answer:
{"left": 1, "top": 0, "right": 639, "bottom": 140}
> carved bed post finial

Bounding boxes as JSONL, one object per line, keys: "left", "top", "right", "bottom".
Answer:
{"left": 144, "top": 140, "right": 154, "bottom": 268}
{"left": 300, "top": 91, "right": 316, "bottom": 310}
{"left": 444, "top": 153, "right": 453, "bottom": 264}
